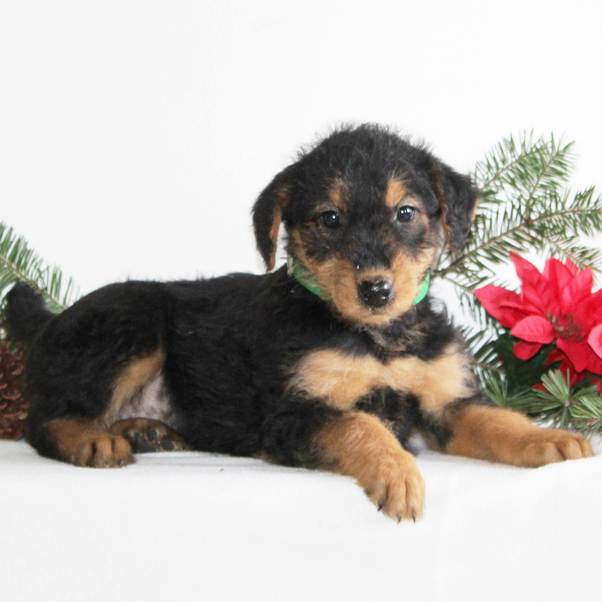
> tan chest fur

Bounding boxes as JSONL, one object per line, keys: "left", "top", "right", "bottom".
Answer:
{"left": 288, "top": 346, "right": 474, "bottom": 415}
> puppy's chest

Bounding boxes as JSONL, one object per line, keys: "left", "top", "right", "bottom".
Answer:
{"left": 288, "top": 346, "right": 474, "bottom": 416}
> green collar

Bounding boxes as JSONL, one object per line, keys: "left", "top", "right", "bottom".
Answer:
{"left": 288, "top": 256, "right": 326, "bottom": 297}
{"left": 287, "top": 257, "right": 430, "bottom": 305}
{"left": 412, "top": 271, "right": 430, "bottom": 304}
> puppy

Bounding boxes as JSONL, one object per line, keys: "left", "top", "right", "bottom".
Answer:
{"left": 5, "top": 124, "right": 593, "bottom": 522}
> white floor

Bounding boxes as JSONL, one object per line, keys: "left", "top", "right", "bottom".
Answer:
{"left": 2, "top": 437, "right": 601, "bottom": 602}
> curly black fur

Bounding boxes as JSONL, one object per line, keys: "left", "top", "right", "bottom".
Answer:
{"left": 6, "top": 124, "right": 484, "bottom": 470}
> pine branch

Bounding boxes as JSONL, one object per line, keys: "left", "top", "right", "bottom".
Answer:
{"left": 484, "top": 370, "right": 602, "bottom": 437}
{"left": 0, "top": 222, "right": 79, "bottom": 326}
{"left": 434, "top": 133, "right": 602, "bottom": 335}
{"left": 476, "top": 132, "right": 570, "bottom": 193}
{"left": 437, "top": 193, "right": 602, "bottom": 281}
{"left": 462, "top": 324, "right": 504, "bottom": 385}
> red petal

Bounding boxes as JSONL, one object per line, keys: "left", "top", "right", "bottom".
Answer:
{"left": 543, "top": 256, "right": 574, "bottom": 291}
{"left": 546, "top": 349, "right": 588, "bottom": 386}
{"left": 561, "top": 267, "right": 593, "bottom": 312}
{"left": 533, "top": 280, "right": 561, "bottom": 316}
{"left": 511, "top": 254, "right": 555, "bottom": 313}
{"left": 587, "top": 353, "right": 602, "bottom": 375}
{"left": 511, "top": 253, "right": 541, "bottom": 282}
{"left": 574, "top": 289, "right": 602, "bottom": 330}
{"left": 546, "top": 347, "right": 567, "bottom": 366}
{"left": 511, "top": 316, "right": 556, "bottom": 343}
{"left": 474, "top": 286, "right": 525, "bottom": 328}
{"left": 497, "top": 299, "right": 542, "bottom": 314}
{"left": 541, "top": 257, "right": 571, "bottom": 315}
{"left": 513, "top": 340, "right": 542, "bottom": 360}
{"left": 589, "top": 324, "right": 602, "bottom": 359}
{"left": 557, "top": 338, "right": 595, "bottom": 373}
{"left": 564, "top": 257, "right": 579, "bottom": 276}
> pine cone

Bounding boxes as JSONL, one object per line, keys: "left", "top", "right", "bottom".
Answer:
{"left": 0, "top": 343, "right": 28, "bottom": 440}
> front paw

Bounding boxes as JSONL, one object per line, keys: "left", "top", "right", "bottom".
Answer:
{"left": 362, "top": 452, "right": 425, "bottom": 522}
{"left": 520, "top": 428, "right": 593, "bottom": 467}
{"left": 316, "top": 412, "right": 425, "bottom": 522}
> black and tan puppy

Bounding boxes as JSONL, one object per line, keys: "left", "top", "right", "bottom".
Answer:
{"left": 5, "top": 124, "right": 593, "bottom": 521}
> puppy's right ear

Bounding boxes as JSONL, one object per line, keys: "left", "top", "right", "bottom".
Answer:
{"left": 252, "top": 164, "right": 297, "bottom": 271}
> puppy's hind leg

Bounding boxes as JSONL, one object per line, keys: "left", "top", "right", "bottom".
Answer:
{"left": 23, "top": 281, "right": 171, "bottom": 466}
{"left": 27, "top": 348, "right": 167, "bottom": 467}
{"left": 37, "top": 418, "right": 134, "bottom": 468}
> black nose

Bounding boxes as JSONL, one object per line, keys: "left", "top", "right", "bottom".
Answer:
{"left": 358, "top": 279, "right": 393, "bottom": 308}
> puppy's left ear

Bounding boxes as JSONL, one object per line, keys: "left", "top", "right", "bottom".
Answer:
{"left": 252, "top": 164, "right": 297, "bottom": 271}
{"left": 431, "top": 161, "right": 479, "bottom": 252}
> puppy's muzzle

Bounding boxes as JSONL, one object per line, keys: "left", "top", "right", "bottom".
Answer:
{"left": 358, "top": 278, "right": 393, "bottom": 309}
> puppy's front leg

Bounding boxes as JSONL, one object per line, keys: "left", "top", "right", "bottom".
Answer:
{"left": 316, "top": 411, "right": 425, "bottom": 521}
{"left": 444, "top": 404, "right": 593, "bottom": 467}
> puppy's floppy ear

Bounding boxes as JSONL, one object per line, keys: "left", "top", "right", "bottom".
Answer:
{"left": 252, "top": 163, "right": 297, "bottom": 271}
{"left": 431, "top": 161, "right": 479, "bottom": 252}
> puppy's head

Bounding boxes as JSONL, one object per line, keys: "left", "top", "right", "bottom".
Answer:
{"left": 253, "top": 124, "right": 477, "bottom": 327}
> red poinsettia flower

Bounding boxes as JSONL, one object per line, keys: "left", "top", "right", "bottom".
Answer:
{"left": 475, "top": 254, "right": 602, "bottom": 383}
{"left": 543, "top": 347, "right": 602, "bottom": 393}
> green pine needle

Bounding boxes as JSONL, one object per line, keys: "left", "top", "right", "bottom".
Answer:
{"left": 444, "top": 132, "right": 602, "bottom": 437}
{"left": 484, "top": 370, "right": 602, "bottom": 437}
{"left": 434, "top": 132, "right": 602, "bottom": 340}
{"left": 0, "top": 222, "right": 79, "bottom": 327}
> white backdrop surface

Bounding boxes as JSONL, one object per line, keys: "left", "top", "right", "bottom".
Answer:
{"left": 2, "top": 438, "right": 602, "bottom": 602}
{"left": 1, "top": 1, "right": 601, "bottom": 294}
{"left": 1, "top": 2, "right": 602, "bottom": 601}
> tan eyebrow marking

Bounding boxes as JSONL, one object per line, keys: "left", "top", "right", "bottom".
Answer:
{"left": 385, "top": 177, "right": 406, "bottom": 208}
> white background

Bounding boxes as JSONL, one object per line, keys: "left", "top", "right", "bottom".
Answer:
{"left": 1, "top": 0, "right": 601, "bottom": 303}
{"left": 2, "top": 4, "right": 602, "bottom": 601}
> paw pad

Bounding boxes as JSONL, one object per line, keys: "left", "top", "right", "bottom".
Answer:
{"left": 109, "top": 418, "right": 192, "bottom": 454}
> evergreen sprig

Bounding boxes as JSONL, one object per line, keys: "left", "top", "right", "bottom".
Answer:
{"left": 434, "top": 133, "right": 602, "bottom": 339}
{"left": 0, "top": 222, "right": 79, "bottom": 328}
{"left": 436, "top": 132, "right": 602, "bottom": 437}
{"left": 486, "top": 370, "right": 602, "bottom": 437}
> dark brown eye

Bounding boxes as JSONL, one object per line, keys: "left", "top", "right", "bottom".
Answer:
{"left": 396, "top": 206, "right": 416, "bottom": 223}
{"left": 320, "top": 210, "right": 341, "bottom": 229}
